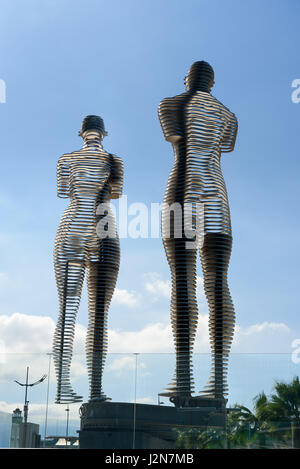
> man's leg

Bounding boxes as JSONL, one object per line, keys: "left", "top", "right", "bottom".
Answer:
{"left": 199, "top": 233, "right": 235, "bottom": 398}
{"left": 161, "top": 230, "right": 198, "bottom": 398}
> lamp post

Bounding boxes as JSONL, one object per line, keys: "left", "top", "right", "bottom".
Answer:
{"left": 43, "top": 353, "right": 52, "bottom": 447}
{"left": 14, "top": 367, "right": 47, "bottom": 448}
{"left": 65, "top": 404, "right": 70, "bottom": 448}
{"left": 132, "top": 353, "right": 139, "bottom": 450}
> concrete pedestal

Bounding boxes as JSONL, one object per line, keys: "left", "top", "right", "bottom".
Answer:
{"left": 79, "top": 399, "right": 227, "bottom": 449}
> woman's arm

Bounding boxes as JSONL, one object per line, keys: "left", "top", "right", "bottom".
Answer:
{"left": 57, "top": 154, "right": 71, "bottom": 198}
{"left": 109, "top": 154, "right": 124, "bottom": 199}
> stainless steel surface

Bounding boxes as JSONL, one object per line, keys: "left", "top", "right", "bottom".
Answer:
{"left": 53, "top": 116, "right": 123, "bottom": 403}
{"left": 158, "top": 62, "right": 238, "bottom": 400}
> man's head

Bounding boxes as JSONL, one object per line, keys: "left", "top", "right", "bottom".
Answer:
{"left": 184, "top": 61, "right": 215, "bottom": 92}
{"left": 79, "top": 115, "right": 108, "bottom": 139}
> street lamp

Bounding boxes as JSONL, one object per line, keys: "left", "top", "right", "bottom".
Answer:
{"left": 14, "top": 366, "right": 47, "bottom": 448}
{"left": 132, "top": 353, "right": 139, "bottom": 450}
{"left": 65, "top": 404, "right": 70, "bottom": 448}
{"left": 43, "top": 353, "right": 52, "bottom": 447}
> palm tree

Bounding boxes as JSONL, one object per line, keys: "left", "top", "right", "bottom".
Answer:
{"left": 174, "top": 401, "right": 267, "bottom": 449}
{"left": 174, "top": 377, "right": 300, "bottom": 449}
{"left": 232, "top": 377, "right": 300, "bottom": 448}
{"left": 266, "top": 376, "right": 300, "bottom": 448}
{"left": 174, "top": 428, "right": 200, "bottom": 449}
{"left": 174, "top": 427, "right": 226, "bottom": 449}
{"left": 226, "top": 395, "right": 271, "bottom": 448}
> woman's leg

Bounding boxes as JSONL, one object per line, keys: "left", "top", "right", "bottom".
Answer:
{"left": 199, "top": 233, "right": 235, "bottom": 398}
{"left": 86, "top": 237, "right": 120, "bottom": 400}
{"left": 53, "top": 257, "right": 85, "bottom": 403}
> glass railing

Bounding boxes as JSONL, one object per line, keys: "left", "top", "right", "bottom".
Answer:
{"left": 0, "top": 352, "right": 299, "bottom": 449}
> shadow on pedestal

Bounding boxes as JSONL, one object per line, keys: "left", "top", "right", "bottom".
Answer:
{"left": 78, "top": 398, "right": 227, "bottom": 449}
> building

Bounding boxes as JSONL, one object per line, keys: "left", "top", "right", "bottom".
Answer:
{"left": 0, "top": 410, "right": 12, "bottom": 448}
{"left": 10, "top": 408, "right": 40, "bottom": 448}
{"left": 10, "top": 408, "right": 22, "bottom": 448}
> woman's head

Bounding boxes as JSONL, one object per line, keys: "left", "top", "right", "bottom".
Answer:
{"left": 79, "top": 115, "right": 108, "bottom": 139}
{"left": 184, "top": 61, "right": 215, "bottom": 92}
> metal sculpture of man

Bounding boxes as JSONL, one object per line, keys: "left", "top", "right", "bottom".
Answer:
{"left": 53, "top": 115, "right": 123, "bottom": 404}
{"left": 158, "top": 61, "right": 238, "bottom": 405}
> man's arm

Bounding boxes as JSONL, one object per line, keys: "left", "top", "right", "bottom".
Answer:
{"left": 158, "top": 96, "right": 185, "bottom": 143}
{"left": 220, "top": 114, "right": 238, "bottom": 153}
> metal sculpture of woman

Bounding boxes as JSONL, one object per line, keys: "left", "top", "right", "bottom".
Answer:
{"left": 53, "top": 115, "right": 123, "bottom": 404}
{"left": 158, "top": 61, "right": 238, "bottom": 404}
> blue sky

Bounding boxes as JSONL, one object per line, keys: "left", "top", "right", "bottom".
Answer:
{"left": 0, "top": 0, "right": 299, "bottom": 434}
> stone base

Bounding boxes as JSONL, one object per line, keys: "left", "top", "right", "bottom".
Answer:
{"left": 79, "top": 399, "right": 227, "bottom": 449}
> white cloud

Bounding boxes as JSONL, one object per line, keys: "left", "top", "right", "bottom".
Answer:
{"left": 232, "top": 321, "right": 292, "bottom": 353}
{"left": 112, "top": 288, "right": 139, "bottom": 307}
{"left": 0, "top": 312, "right": 296, "bottom": 387}
{"left": 0, "top": 312, "right": 54, "bottom": 354}
{"left": 143, "top": 273, "right": 206, "bottom": 309}
{"left": 107, "top": 356, "right": 137, "bottom": 371}
{"left": 196, "top": 275, "right": 205, "bottom": 297}
{"left": 0, "top": 312, "right": 86, "bottom": 355}
{"left": 0, "top": 400, "right": 81, "bottom": 424}
{"left": 108, "top": 317, "right": 295, "bottom": 354}
{"left": 0, "top": 313, "right": 86, "bottom": 382}
{"left": 196, "top": 276, "right": 208, "bottom": 312}
{"left": 143, "top": 272, "right": 171, "bottom": 299}
{"left": 107, "top": 356, "right": 146, "bottom": 376}
{"left": 238, "top": 321, "right": 290, "bottom": 336}
{"left": 108, "top": 322, "right": 173, "bottom": 353}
